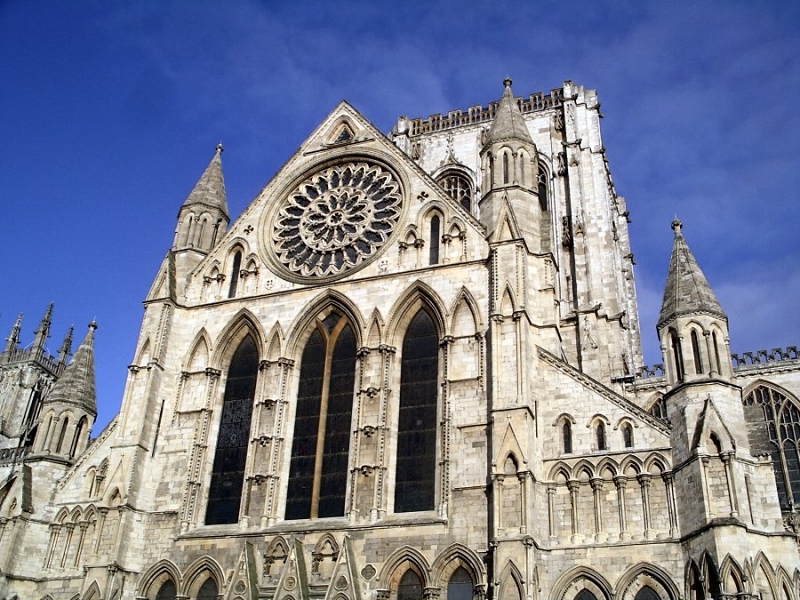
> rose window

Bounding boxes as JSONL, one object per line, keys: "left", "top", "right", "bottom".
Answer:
{"left": 272, "top": 161, "right": 403, "bottom": 279}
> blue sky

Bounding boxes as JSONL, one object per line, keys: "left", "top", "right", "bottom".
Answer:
{"left": 2, "top": 1, "right": 799, "bottom": 431}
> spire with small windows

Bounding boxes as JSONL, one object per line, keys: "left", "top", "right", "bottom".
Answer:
{"left": 658, "top": 219, "right": 726, "bottom": 329}
{"left": 4, "top": 313, "right": 22, "bottom": 354}
{"left": 173, "top": 145, "right": 230, "bottom": 253}
{"left": 657, "top": 221, "right": 731, "bottom": 383}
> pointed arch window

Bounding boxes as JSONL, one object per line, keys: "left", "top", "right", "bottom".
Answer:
{"left": 448, "top": 567, "right": 474, "bottom": 600}
{"left": 712, "top": 331, "right": 723, "bottom": 374}
{"left": 503, "top": 153, "right": 510, "bottom": 184}
{"left": 206, "top": 334, "right": 259, "bottom": 525}
{"left": 596, "top": 421, "right": 607, "bottom": 451}
{"left": 691, "top": 329, "right": 703, "bottom": 374}
{"left": 286, "top": 313, "right": 356, "bottom": 520}
{"left": 562, "top": 420, "right": 573, "bottom": 454}
{"left": 537, "top": 165, "right": 549, "bottom": 211}
{"left": 430, "top": 215, "right": 441, "bottom": 265}
{"left": 670, "top": 329, "right": 684, "bottom": 382}
{"left": 395, "top": 309, "right": 438, "bottom": 512}
{"left": 575, "top": 591, "right": 598, "bottom": 600}
{"left": 228, "top": 250, "right": 242, "bottom": 298}
{"left": 56, "top": 416, "right": 69, "bottom": 453}
{"left": 437, "top": 172, "right": 472, "bottom": 212}
{"left": 635, "top": 588, "right": 660, "bottom": 600}
{"left": 622, "top": 423, "right": 633, "bottom": 448}
{"left": 743, "top": 385, "right": 800, "bottom": 511}
{"left": 398, "top": 570, "right": 424, "bottom": 600}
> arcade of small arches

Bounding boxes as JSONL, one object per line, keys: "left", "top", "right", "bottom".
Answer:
{"left": 662, "top": 322, "right": 730, "bottom": 384}
{"left": 555, "top": 414, "right": 637, "bottom": 455}
{"left": 31, "top": 409, "right": 90, "bottom": 459}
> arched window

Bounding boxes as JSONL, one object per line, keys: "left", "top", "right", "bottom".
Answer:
{"left": 743, "top": 385, "right": 800, "bottom": 511}
{"left": 228, "top": 250, "right": 242, "bottom": 298}
{"left": 575, "top": 590, "right": 598, "bottom": 600}
{"left": 622, "top": 423, "right": 633, "bottom": 448}
{"left": 155, "top": 580, "right": 177, "bottom": 600}
{"left": 395, "top": 309, "right": 438, "bottom": 512}
{"left": 430, "top": 215, "right": 441, "bottom": 265}
{"left": 650, "top": 396, "right": 668, "bottom": 422}
{"left": 211, "top": 220, "right": 222, "bottom": 248}
{"left": 635, "top": 587, "right": 660, "bottom": 600}
{"left": 712, "top": 331, "right": 723, "bottom": 374}
{"left": 196, "top": 578, "right": 218, "bottom": 600}
{"left": 70, "top": 416, "right": 88, "bottom": 458}
{"left": 691, "top": 329, "right": 703, "bottom": 374}
{"left": 503, "top": 153, "right": 510, "bottom": 184}
{"left": 206, "top": 334, "right": 259, "bottom": 525}
{"left": 398, "top": 570, "right": 424, "bottom": 600}
{"left": 596, "top": 422, "right": 607, "bottom": 451}
{"left": 197, "top": 217, "right": 208, "bottom": 248}
{"left": 56, "top": 416, "right": 69, "bottom": 453}
{"left": 438, "top": 172, "right": 472, "bottom": 212}
{"left": 286, "top": 313, "right": 356, "bottom": 519}
{"left": 562, "top": 420, "right": 573, "bottom": 454}
{"left": 670, "top": 329, "right": 684, "bottom": 382}
{"left": 448, "top": 567, "right": 474, "bottom": 600}
{"left": 537, "top": 165, "right": 549, "bottom": 211}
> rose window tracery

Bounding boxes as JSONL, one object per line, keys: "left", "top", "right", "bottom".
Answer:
{"left": 272, "top": 161, "right": 403, "bottom": 279}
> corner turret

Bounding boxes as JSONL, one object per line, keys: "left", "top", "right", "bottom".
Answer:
{"left": 173, "top": 144, "right": 229, "bottom": 253}
{"left": 657, "top": 219, "right": 731, "bottom": 385}
{"left": 31, "top": 321, "right": 97, "bottom": 462}
{"left": 31, "top": 303, "right": 53, "bottom": 359}
{"left": 479, "top": 79, "right": 544, "bottom": 251}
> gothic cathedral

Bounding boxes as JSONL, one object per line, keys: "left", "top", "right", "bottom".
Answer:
{"left": 1, "top": 80, "right": 799, "bottom": 600}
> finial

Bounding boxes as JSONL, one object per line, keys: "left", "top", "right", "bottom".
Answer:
{"left": 216, "top": 142, "right": 224, "bottom": 154}
{"left": 503, "top": 76, "right": 513, "bottom": 88}
{"left": 89, "top": 319, "right": 98, "bottom": 330}
{"left": 671, "top": 218, "right": 683, "bottom": 234}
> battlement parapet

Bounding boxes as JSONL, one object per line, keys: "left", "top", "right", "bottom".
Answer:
{"left": 731, "top": 346, "right": 799, "bottom": 367}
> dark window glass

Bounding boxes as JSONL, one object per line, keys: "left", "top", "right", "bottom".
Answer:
{"left": 622, "top": 424, "right": 633, "bottom": 448}
{"left": 286, "top": 317, "right": 356, "bottom": 519}
{"left": 57, "top": 417, "right": 69, "bottom": 453}
{"left": 448, "top": 567, "right": 473, "bottom": 600}
{"left": 596, "top": 422, "right": 606, "bottom": 450}
{"left": 670, "top": 330, "right": 684, "bottom": 382}
{"left": 395, "top": 309, "right": 438, "bottom": 512}
{"left": 563, "top": 421, "right": 572, "bottom": 454}
{"left": 430, "top": 216, "right": 440, "bottom": 265}
{"left": 196, "top": 578, "right": 218, "bottom": 600}
{"left": 398, "top": 570, "right": 423, "bottom": 600}
{"left": 538, "top": 166, "right": 548, "bottom": 211}
{"left": 650, "top": 396, "right": 668, "bottom": 423}
{"left": 155, "top": 580, "right": 177, "bottom": 600}
{"left": 635, "top": 587, "right": 660, "bottom": 600}
{"left": 713, "top": 331, "right": 722, "bottom": 374}
{"left": 691, "top": 330, "right": 703, "bottom": 374}
{"left": 439, "top": 173, "right": 472, "bottom": 212}
{"left": 575, "top": 590, "right": 597, "bottom": 600}
{"left": 503, "top": 153, "right": 510, "bottom": 184}
{"left": 228, "top": 251, "right": 242, "bottom": 298}
{"left": 206, "top": 335, "right": 258, "bottom": 525}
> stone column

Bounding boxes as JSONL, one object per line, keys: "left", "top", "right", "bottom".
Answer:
{"left": 590, "top": 477, "right": 606, "bottom": 542}
{"left": 546, "top": 484, "right": 557, "bottom": 543}
{"left": 721, "top": 452, "right": 739, "bottom": 517}
{"left": 638, "top": 473, "right": 653, "bottom": 538}
{"left": 518, "top": 472, "right": 528, "bottom": 534}
{"left": 494, "top": 474, "right": 505, "bottom": 534}
{"left": 614, "top": 475, "right": 628, "bottom": 540}
{"left": 567, "top": 480, "right": 581, "bottom": 543}
{"left": 662, "top": 471, "right": 678, "bottom": 537}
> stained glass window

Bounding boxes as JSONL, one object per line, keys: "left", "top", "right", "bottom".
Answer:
{"left": 448, "top": 567, "right": 473, "bottom": 600}
{"left": 286, "top": 315, "right": 356, "bottom": 519}
{"left": 430, "top": 215, "right": 440, "bottom": 265}
{"left": 206, "top": 335, "right": 259, "bottom": 525}
{"left": 155, "top": 580, "right": 177, "bottom": 600}
{"left": 438, "top": 172, "right": 472, "bottom": 212}
{"left": 398, "top": 570, "right": 423, "bottom": 600}
{"left": 395, "top": 309, "right": 438, "bottom": 512}
{"left": 635, "top": 587, "right": 660, "bottom": 600}
{"left": 743, "top": 385, "right": 800, "bottom": 511}
{"left": 196, "top": 578, "right": 218, "bottom": 600}
{"left": 563, "top": 421, "right": 572, "bottom": 454}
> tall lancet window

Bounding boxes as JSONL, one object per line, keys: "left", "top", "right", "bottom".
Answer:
{"left": 206, "top": 334, "right": 259, "bottom": 525}
{"left": 228, "top": 250, "right": 242, "bottom": 298}
{"left": 395, "top": 309, "right": 438, "bottom": 512}
{"left": 286, "top": 312, "right": 356, "bottom": 519}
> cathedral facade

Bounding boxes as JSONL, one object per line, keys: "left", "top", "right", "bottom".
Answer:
{"left": 1, "top": 79, "right": 799, "bottom": 600}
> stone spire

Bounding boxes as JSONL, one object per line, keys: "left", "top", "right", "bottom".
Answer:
{"left": 57, "top": 325, "right": 74, "bottom": 365}
{"left": 657, "top": 220, "right": 726, "bottom": 328}
{"left": 483, "top": 78, "right": 534, "bottom": 147}
{"left": 178, "top": 143, "right": 229, "bottom": 218}
{"left": 32, "top": 303, "right": 53, "bottom": 355}
{"left": 4, "top": 313, "right": 22, "bottom": 354}
{"left": 44, "top": 321, "right": 97, "bottom": 417}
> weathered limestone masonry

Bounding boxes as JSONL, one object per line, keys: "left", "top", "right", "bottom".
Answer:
{"left": 0, "top": 79, "right": 799, "bottom": 600}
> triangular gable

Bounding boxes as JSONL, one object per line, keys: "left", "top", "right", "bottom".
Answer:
{"left": 186, "top": 100, "right": 486, "bottom": 286}
{"left": 537, "top": 346, "right": 670, "bottom": 434}
{"left": 495, "top": 422, "right": 528, "bottom": 469}
{"left": 323, "top": 536, "right": 363, "bottom": 600}
{"left": 690, "top": 394, "right": 736, "bottom": 453}
{"left": 145, "top": 253, "right": 175, "bottom": 302}
{"left": 489, "top": 193, "right": 522, "bottom": 243}
{"left": 275, "top": 539, "right": 311, "bottom": 600}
